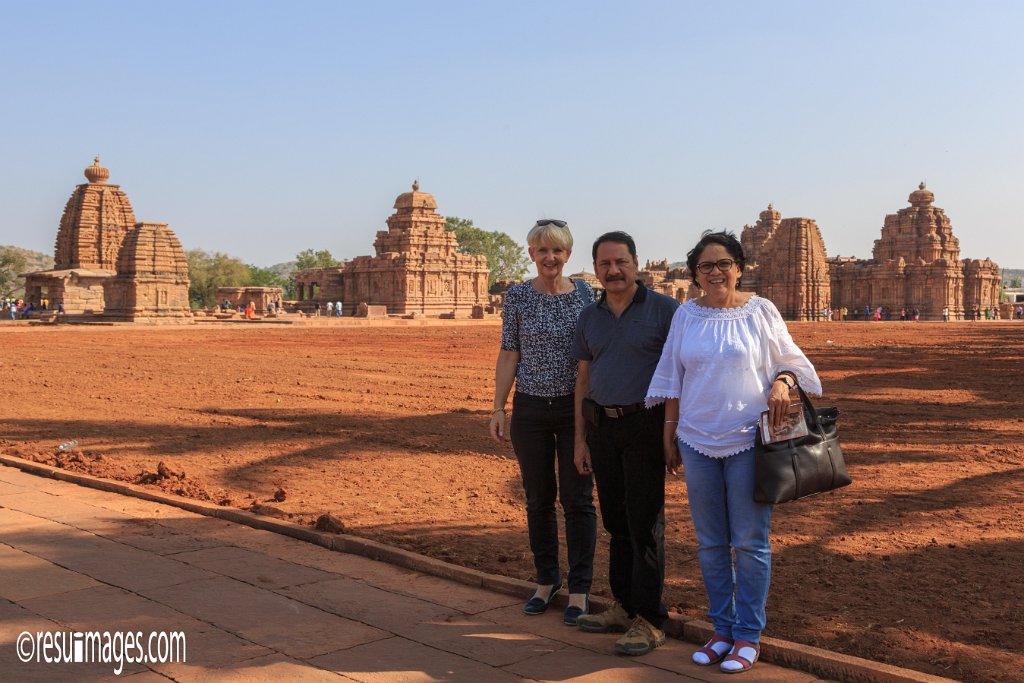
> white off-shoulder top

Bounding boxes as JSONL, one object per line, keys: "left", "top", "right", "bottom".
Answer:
{"left": 645, "top": 296, "right": 822, "bottom": 458}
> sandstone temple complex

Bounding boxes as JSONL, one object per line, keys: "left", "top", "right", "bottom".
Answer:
{"left": 633, "top": 184, "right": 1000, "bottom": 321}
{"left": 23, "top": 158, "right": 192, "bottom": 323}
{"left": 294, "top": 182, "right": 489, "bottom": 316}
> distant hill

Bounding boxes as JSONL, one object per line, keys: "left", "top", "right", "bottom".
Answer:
{"left": 268, "top": 260, "right": 296, "bottom": 281}
{"left": 1002, "top": 268, "right": 1023, "bottom": 288}
{"left": 1, "top": 245, "right": 53, "bottom": 299}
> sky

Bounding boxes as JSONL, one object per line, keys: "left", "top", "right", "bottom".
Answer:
{"left": 1, "top": 0, "right": 1022, "bottom": 275}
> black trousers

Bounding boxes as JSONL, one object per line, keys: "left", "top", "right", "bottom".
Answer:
{"left": 586, "top": 403, "right": 668, "bottom": 628}
{"left": 510, "top": 392, "right": 597, "bottom": 593}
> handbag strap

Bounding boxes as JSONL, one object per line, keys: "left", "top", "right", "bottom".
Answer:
{"left": 794, "top": 385, "right": 823, "bottom": 430}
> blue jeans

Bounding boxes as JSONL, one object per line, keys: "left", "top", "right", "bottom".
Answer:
{"left": 680, "top": 441, "right": 772, "bottom": 643}
{"left": 510, "top": 392, "right": 596, "bottom": 593}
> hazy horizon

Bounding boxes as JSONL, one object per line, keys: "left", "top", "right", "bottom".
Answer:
{"left": 2, "top": 1, "right": 1021, "bottom": 275}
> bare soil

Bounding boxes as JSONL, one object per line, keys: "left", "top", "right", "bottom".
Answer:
{"left": 1, "top": 321, "right": 1022, "bottom": 682}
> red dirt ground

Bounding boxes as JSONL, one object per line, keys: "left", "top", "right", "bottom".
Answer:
{"left": 2, "top": 321, "right": 1022, "bottom": 682}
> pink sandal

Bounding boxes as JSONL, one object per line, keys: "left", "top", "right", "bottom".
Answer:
{"left": 692, "top": 633, "right": 733, "bottom": 666}
{"left": 720, "top": 639, "right": 759, "bottom": 673}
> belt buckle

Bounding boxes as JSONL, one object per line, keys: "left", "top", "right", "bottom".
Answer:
{"left": 604, "top": 406, "right": 625, "bottom": 418}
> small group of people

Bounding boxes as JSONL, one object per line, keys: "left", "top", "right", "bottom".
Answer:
{"left": 2, "top": 297, "right": 63, "bottom": 320}
{"left": 313, "top": 300, "right": 344, "bottom": 317}
{"left": 2, "top": 297, "right": 24, "bottom": 320}
{"left": 491, "top": 221, "right": 821, "bottom": 673}
{"left": 820, "top": 305, "right": 848, "bottom": 321}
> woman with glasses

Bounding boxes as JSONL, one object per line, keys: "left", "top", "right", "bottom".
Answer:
{"left": 646, "top": 230, "right": 821, "bottom": 674}
{"left": 489, "top": 219, "right": 597, "bottom": 626}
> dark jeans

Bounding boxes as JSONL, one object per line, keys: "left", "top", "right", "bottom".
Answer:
{"left": 586, "top": 403, "right": 668, "bottom": 628}
{"left": 510, "top": 392, "right": 596, "bottom": 593}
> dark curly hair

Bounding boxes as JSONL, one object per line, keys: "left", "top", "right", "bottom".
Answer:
{"left": 686, "top": 230, "right": 746, "bottom": 285}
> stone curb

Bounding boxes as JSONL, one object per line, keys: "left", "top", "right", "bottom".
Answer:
{"left": 0, "top": 454, "right": 956, "bottom": 683}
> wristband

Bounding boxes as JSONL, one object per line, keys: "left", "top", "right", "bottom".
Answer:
{"left": 491, "top": 408, "right": 506, "bottom": 415}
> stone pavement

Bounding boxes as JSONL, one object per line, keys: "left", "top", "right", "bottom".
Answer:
{"left": 0, "top": 464, "right": 830, "bottom": 682}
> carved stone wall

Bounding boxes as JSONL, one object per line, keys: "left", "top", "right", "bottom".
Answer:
{"left": 217, "top": 287, "right": 284, "bottom": 313}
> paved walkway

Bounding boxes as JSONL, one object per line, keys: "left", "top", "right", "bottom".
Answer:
{"left": 0, "top": 464, "right": 827, "bottom": 682}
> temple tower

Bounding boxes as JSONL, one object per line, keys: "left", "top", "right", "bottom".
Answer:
{"left": 104, "top": 223, "right": 192, "bottom": 322}
{"left": 54, "top": 157, "right": 137, "bottom": 270}
{"left": 342, "top": 182, "right": 489, "bottom": 316}
{"left": 757, "top": 217, "right": 831, "bottom": 320}
{"left": 740, "top": 203, "right": 782, "bottom": 293}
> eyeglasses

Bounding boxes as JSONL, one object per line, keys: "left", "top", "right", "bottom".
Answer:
{"left": 535, "top": 219, "right": 567, "bottom": 228}
{"left": 695, "top": 258, "right": 737, "bottom": 274}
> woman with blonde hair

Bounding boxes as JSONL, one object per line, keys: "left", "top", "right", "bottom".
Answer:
{"left": 490, "top": 219, "right": 596, "bottom": 625}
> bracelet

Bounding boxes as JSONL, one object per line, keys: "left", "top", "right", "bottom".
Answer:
{"left": 491, "top": 408, "right": 506, "bottom": 415}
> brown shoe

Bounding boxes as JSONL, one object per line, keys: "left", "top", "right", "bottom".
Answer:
{"left": 576, "top": 603, "right": 631, "bottom": 633}
{"left": 614, "top": 616, "right": 665, "bottom": 656}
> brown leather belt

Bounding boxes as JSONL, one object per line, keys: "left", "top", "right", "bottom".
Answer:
{"left": 601, "top": 402, "right": 647, "bottom": 418}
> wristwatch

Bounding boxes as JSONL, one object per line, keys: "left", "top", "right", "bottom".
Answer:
{"left": 775, "top": 374, "right": 795, "bottom": 389}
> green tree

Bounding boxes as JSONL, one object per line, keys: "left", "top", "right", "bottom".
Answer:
{"left": 294, "top": 248, "right": 341, "bottom": 271}
{"left": 0, "top": 248, "right": 27, "bottom": 299}
{"left": 185, "top": 250, "right": 251, "bottom": 308}
{"left": 247, "top": 264, "right": 287, "bottom": 288}
{"left": 444, "top": 217, "right": 530, "bottom": 287}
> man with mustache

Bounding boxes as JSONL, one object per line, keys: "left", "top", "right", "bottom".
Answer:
{"left": 571, "top": 231, "right": 679, "bottom": 655}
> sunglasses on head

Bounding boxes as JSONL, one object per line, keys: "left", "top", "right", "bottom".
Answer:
{"left": 535, "top": 219, "right": 567, "bottom": 228}
{"left": 695, "top": 258, "right": 737, "bottom": 274}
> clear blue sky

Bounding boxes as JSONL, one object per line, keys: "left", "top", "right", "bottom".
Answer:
{"left": 2, "top": 1, "right": 1021, "bottom": 274}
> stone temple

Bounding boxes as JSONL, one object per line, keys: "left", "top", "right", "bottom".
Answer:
{"left": 23, "top": 158, "right": 192, "bottom": 323}
{"left": 295, "top": 182, "right": 489, "bottom": 316}
{"left": 737, "top": 185, "right": 999, "bottom": 321}
{"left": 740, "top": 205, "right": 832, "bottom": 320}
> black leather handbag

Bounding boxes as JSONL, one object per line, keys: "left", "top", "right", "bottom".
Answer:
{"left": 754, "top": 387, "right": 851, "bottom": 504}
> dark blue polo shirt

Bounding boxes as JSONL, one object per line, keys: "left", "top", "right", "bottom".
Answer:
{"left": 572, "top": 281, "right": 679, "bottom": 406}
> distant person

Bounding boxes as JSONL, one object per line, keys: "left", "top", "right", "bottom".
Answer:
{"left": 489, "top": 219, "right": 596, "bottom": 626}
{"left": 335, "top": 300, "right": 343, "bottom": 317}
{"left": 1016, "top": 305, "right": 1022, "bottom": 320}
{"left": 314, "top": 301, "right": 321, "bottom": 318}
{"left": 647, "top": 229, "right": 822, "bottom": 674}
{"left": 326, "top": 301, "right": 334, "bottom": 317}
{"left": 913, "top": 307, "right": 920, "bottom": 321}
{"left": 244, "top": 301, "right": 255, "bottom": 320}
{"left": 864, "top": 305, "right": 870, "bottom": 320}
{"left": 874, "top": 306, "right": 882, "bottom": 322}
{"left": 943, "top": 306, "right": 949, "bottom": 322}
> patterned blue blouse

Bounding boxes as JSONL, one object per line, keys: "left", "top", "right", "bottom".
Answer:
{"left": 501, "top": 279, "right": 594, "bottom": 397}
